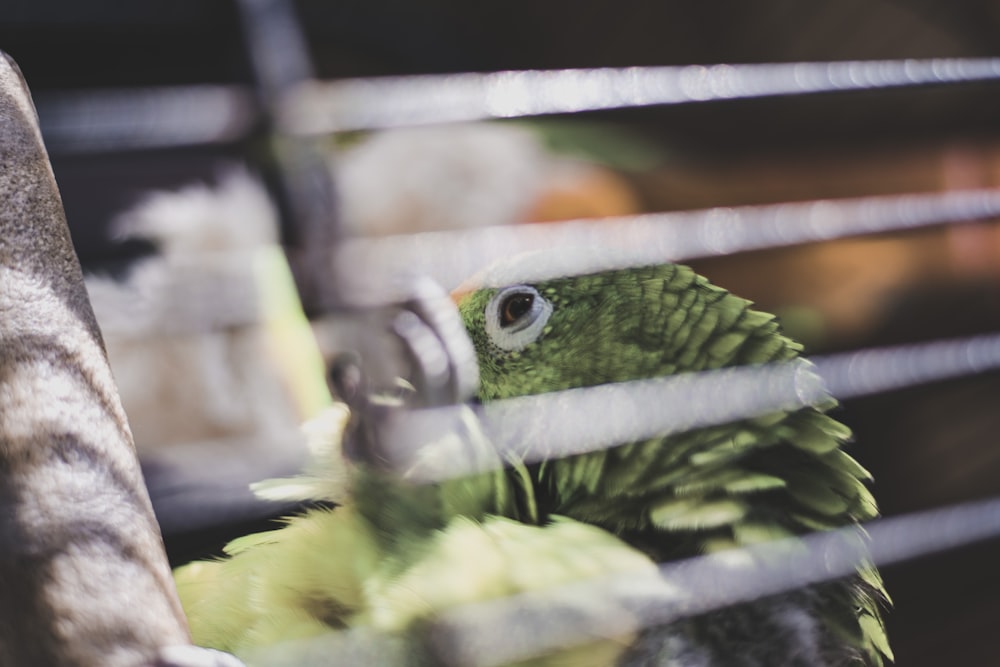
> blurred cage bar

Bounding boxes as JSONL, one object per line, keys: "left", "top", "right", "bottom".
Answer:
{"left": 6, "top": 0, "right": 1000, "bottom": 665}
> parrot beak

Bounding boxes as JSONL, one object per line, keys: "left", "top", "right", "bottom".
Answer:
{"left": 450, "top": 282, "right": 477, "bottom": 306}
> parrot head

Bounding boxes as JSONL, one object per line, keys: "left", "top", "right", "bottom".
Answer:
{"left": 455, "top": 263, "right": 801, "bottom": 401}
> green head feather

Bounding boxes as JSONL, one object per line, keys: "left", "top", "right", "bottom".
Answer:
{"left": 457, "top": 264, "right": 800, "bottom": 401}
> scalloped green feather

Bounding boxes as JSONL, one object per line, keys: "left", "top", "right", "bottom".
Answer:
{"left": 649, "top": 497, "right": 749, "bottom": 530}
{"left": 860, "top": 611, "right": 894, "bottom": 661}
{"left": 722, "top": 472, "right": 788, "bottom": 494}
{"left": 731, "top": 521, "right": 796, "bottom": 545}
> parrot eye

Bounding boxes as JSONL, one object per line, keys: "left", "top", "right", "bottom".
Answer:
{"left": 500, "top": 293, "right": 535, "bottom": 327}
{"left": 485, "top": 285, "right": 552, "bottom": 351}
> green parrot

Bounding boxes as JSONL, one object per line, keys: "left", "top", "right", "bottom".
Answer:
{"left": 176, "top": 262, "right": 890, "bottom": 666}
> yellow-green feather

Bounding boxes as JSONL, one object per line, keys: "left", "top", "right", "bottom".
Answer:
{"left": 175, "top": 502, "right": 657, "bottom": 665}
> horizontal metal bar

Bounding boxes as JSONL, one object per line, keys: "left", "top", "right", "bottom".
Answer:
{"left": 35, "top": 85, "right": 257, "bottom": 153}
{"left": 332, "top": 188, "right": 1000, "bottom": 306}
{"left": 383, "top": 332, "right": 1000, "bottom": 482}
{"left": 33, "top": 58, "right": 1000, "bottom": 152}
{"left": 283, "top": 58, "right": 1000, "bottom": 133}
{"left": 144, "top": 430, "right": 310, "bottom": 534}
{"left": 83, "top": 188, "right": 1000, "bottom": 332}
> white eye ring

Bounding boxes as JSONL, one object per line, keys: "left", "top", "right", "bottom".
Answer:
{"left": 485, "top": 285, "right": 553, "bottom": 352}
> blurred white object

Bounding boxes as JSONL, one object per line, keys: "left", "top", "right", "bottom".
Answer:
{"left": 112, "top": 166, "right": 279, "bottom": 253}
{"left": 84, "top": 169, "right": 331, "bottom": 530}
{"left": 337, "top": 123, "right": 551, "bottom": 236}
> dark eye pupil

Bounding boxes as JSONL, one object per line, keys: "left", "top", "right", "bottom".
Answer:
{"left": 500, "top": 293, "right": 534, "bottom": 327}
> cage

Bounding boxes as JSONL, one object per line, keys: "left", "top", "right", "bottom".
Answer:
{"left": 2, "top": 1, "right": 1000, "bottom": 665}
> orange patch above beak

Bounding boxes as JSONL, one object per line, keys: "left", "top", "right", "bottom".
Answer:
{"left": 450, "top": 276, "right": 484, "bottom": 306}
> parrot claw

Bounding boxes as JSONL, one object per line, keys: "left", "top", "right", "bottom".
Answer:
{"left": 335, "top": 276, "right": 482, "bottom": 470}
{"left": 392, "top": 276, "right": 480, "bottom": 408}
{"left": 151, "top": 645, "right": 247, "bottom": 667}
